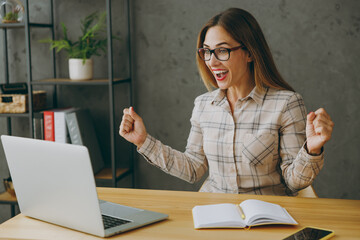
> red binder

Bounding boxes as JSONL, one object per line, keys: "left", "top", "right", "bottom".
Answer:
{"left": 43, "top": 111, "right": 55, "bottom": 141}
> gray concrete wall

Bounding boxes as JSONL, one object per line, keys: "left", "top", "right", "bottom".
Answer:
{"left": 1, "top": 0, "right": 359, "bottom": 223}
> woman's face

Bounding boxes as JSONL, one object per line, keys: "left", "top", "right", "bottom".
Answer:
{"left": 203, "top": 26, "right": 252, "bottom": 90}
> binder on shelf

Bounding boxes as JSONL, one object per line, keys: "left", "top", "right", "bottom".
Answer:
{"left": 54, "top": 108, "right": 77, "bottom": 143}
{"left": 33, "top": 112, "right": 44, "bottom": 140}
{"left": 65, "top": 109, "right": 104, "bottom": 174}
{"left": 43, "top": 110, "right": 55, "bottom": 141}
{"left": 43, "top": 108, "right": 77, "bottom": 143}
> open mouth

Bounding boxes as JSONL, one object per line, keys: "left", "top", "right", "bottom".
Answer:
{"left": 213, "top": 70, "right": 229, "bottom": 81}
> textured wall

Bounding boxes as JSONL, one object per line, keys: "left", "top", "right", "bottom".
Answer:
{"left": 0, "top": 0, "right": 359, "bottom": 224}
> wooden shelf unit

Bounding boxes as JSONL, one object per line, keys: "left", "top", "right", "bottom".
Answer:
{"left": 0, "top": 191, "right": 17, "bottom": 217}
{"left": 0, "top": 0, "right": 135, "bottom": 217}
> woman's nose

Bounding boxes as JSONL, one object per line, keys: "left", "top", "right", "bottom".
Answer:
{"left": 208, "top": 52, "right": 221, "bottom": 66}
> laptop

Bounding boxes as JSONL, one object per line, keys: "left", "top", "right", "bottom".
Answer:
{"left": 1, "top": 135, "right": 168, "bottom": 237}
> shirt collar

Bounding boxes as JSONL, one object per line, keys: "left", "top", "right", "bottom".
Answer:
{"left": 248, "top": 86, "right": 267, "bottom": 105}
{"left": 211, "top": 89, "right": 226, "bottom": 104}
{"left": 211, "top": 86, "right": 268, "bottom": 106}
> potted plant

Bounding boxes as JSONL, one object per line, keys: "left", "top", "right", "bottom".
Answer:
{"left": 0, "top": 0, "right": 24, "bottom": 23}
{"left": 41, "top": 11, "right": 113, "bottom": 80}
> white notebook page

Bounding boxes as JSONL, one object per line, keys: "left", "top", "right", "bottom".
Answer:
{"left": 192, "top": 203, "right": 246, "bottom": 228}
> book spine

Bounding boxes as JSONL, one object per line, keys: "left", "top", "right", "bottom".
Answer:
{"left": 54, "top": 111, "right": 68, "bottom": 143}
{"left": 65, "top": 112, "right": 83, "bottom": 145}
{"left": 40, "top": 117, "right": 44, "bottom": 139}
{"left": 43, "top": 111, "right": 55, "bottom": 141}
{"left": 33, "top": 113, "right": 44, "bottom": 140}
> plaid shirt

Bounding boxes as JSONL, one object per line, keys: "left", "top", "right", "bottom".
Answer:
{"left": 138, "top": 87, "right": 324, "bottom": 195}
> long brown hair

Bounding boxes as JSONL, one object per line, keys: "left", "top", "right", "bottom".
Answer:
{"left": 196, "top": 8, "right": 294, "bottom": 92}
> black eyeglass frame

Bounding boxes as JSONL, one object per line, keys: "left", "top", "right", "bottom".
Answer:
{"left": 197, "top": 45, "right": 245, "bottom": 61}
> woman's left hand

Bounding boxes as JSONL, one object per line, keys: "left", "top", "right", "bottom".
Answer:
{"left": 306, "top": 108, "right": 334, "bottom": 155}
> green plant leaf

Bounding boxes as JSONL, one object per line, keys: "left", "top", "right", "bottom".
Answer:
{"left": 39, "top": 11, "right": 119, "bottom": 62}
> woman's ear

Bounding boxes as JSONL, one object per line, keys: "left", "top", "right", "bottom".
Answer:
{"left": 246, "top": 51, "right": 253, "bottom": 63}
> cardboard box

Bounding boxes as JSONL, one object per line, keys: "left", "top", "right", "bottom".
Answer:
{"left": 0, "top": 90, "right": 46, "bottom": 113}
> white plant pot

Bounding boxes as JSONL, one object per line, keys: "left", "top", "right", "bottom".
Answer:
{"left": 69, "top": 58, "right": 93, "bottom": 80}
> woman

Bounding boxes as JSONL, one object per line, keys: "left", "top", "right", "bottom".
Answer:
{"left": 119, "top": 8, "right": 334, "bottom": 195}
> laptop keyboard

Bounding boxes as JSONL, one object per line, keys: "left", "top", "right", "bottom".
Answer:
{"left": 102, "top": 214, "right": 131, "bottom": 229}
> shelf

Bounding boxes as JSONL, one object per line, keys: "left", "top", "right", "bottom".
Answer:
{"left": 29, "top": 23, "right": 53, "bottom": 28}
{"left": 1, "top": 0, "right": 134, "bottom": 191}
{"left": 0, "top": 191, "right": 17, "bottom": 204}
{"left": 0, "top": 22, "right": 53, "bottom": 29}
{"left": 0, "top": 113, "right": 30, "bottom": 118}
{"left": 0, "top": 23, "right": 24, "bottom": 28}
{"left": 0, "top": 111, "right": 45, "bottom": 118}
{"left": 31, "top": 78, "right": 131, "bottom": 86}
{"left": 95, "top": 168, "right": 131, "bottom": 181}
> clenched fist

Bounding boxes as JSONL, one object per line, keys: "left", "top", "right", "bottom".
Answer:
{"left": 119, "top": 107, "right": 147, "bottom": 148}
{"left": 306, "top": 108, "right": 334, "bottom": 155}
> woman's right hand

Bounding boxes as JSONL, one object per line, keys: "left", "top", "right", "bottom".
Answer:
{"left": 119, "top": 107, "right": 147, "bottom": 148}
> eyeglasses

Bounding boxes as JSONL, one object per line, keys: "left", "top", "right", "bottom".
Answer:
{"left": 197, "top": 45, "right": 244, "bottom": 61}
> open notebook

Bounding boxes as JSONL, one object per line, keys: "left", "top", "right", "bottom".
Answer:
{"left": 192, "top": 199, "right": 298, "bottom": 229}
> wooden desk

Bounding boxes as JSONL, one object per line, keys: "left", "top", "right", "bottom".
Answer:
{"left": 0, "top": 187, "right": 359, "bottom": 239}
